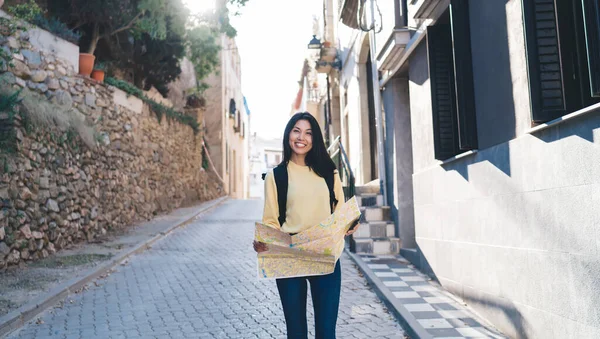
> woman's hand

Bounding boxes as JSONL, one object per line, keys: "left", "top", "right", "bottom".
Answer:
{"left": 253, "top": 240, "right": 268, "bottom": 253}
{"left": 345, "top": 222, "right": 361, "bottom": 237}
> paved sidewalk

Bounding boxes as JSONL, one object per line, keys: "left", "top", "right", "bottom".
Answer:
{"left": 0, "top": 197, "right": 228, "bottom": 337}
{"left": 348, "top": 253, "right": 507, "bottom": 339}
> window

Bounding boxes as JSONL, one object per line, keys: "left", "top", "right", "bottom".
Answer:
{"left": 427, "top": 0, "right": 478, "bottom": 161}
{"left": 229, "top": 99, "right": 236, "bottom": 119}
{"left": 235, "top": 110, "right": 241, "bottom": 133}
{"left": 522, "top": 0, "right": 600, "bottom": 123}
{"left": 582, "top": 0, "right": 600, "bottom": 97}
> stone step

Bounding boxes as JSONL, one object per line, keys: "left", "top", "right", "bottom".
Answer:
{"left": 400, "top": 248, "right": 419, "bottom": 266}
{"left": 350, "top": 237, "right": 401, "bottom": 255}
{"left": 355, "top": 185, "right": 380, "bottom": 195}
{"left": 356, "top": 194, "right": 383, "bottom": 207}
{"left": 353, "top": 221, "right": 395, "bottom": 238}
{"left": 360, "top": 206, "right": 391, "bottom": 222}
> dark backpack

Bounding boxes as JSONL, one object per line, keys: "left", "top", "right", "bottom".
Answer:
{"left": 262, "top": 164, "right": 338, "bottom": 226}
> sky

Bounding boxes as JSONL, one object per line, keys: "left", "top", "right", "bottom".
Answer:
{"left": 185, "top": 0, "right": 321, "bottom": 140}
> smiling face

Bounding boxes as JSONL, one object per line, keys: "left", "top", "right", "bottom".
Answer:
{"left": 289, "top": 119, "right": 313, "bottom": 158}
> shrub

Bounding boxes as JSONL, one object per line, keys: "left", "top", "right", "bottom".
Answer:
{"left": 105, "top": 77, "right": 199, "bottom": 133}
{"left": 93, "top": 61, "right": 108, "bottom": 71}
{"left": 32, "top": 16, "right": 81, "bottom": 43}
{"left": 6, "top": 0, "right": 42, "bottom": 23}
{"left": 0, "top": 87, "right": 21, "bottom": 155}
{"left": 7, "top": 0, "right": 81, "bottom": 44}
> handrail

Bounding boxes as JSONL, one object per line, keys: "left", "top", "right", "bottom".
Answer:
{"left": 327, "top": 135, "right": 341, "bottom": 153}
{"left": 328, "top": 136, "right": 355, "bottom": 200}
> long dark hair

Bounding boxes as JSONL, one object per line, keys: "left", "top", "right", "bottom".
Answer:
{"left": 280, "top": 112, "right": 336, "bottom": 178}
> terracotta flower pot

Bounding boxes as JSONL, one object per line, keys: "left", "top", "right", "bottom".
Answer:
{"left": 91, "top": 70, "right": 105, "bottom": 82}
{"left": 79, "top": 53, "right": 95, "bottom": 76}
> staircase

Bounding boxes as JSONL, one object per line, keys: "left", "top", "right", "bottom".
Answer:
{"left": 327, "top": 136, "right": 400, "bottom": 255}
{"left": 350, "top": 183, "right": 401, "bottom": 255}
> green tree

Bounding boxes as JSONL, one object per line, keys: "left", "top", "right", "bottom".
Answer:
{"left": 105, "top": 0, "right": 189, "bottom": 95}
{"left": 186, "top": 0, "right": 248, "bottom": 90}
{"left": 66, "top": 0, "right": 179, "bottom": 54}
{"left": 186, "top": 25, "right": 220, "bottom": 85}
{"left": 190, "top": 0, "right": 248, "bottom": 38}
{"left": 48, "top": 0, "right": 248, "bottom": 95}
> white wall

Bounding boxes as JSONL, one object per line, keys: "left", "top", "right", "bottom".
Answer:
{"left": 0, "top": 10, "right": 79, "bottom": 72}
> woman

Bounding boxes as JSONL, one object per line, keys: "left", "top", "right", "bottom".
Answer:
{"left": 253, "top": 112, "right": 359, "bottom": 339}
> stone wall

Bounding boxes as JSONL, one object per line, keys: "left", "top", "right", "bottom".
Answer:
{"left": 0, "top": 25, "right": 223, "bottom": 268}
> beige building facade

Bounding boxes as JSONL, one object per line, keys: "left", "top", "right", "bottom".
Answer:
{"left": 204, "top": 35, "right": 249, "bottom": 199}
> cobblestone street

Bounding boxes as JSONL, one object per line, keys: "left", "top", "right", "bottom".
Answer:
{"left": 7, "top": 199, "right": 406, "bottom": 339}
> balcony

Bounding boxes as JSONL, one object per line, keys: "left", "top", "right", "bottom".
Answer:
{"left": 412, "top": 0, "right": 450, "bottom": 19}
{"left": 315, "top": 47, "right": 340, "bottom": 74}
{"left": 376, "top": 28, "right": 413, "bottom": 71}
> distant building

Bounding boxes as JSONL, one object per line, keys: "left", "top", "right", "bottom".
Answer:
{"left": 204, "top": 35, "right": 249, "bottom": 199}
{"left": 248, "top": 134, "right": 283, "bottom": 199}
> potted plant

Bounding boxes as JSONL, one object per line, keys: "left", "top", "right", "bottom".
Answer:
{"left": 65, "top": 0, "right": 177, "bottom": 76}
{"left": 91, "top": 61, "right": 107, "bottom": 82}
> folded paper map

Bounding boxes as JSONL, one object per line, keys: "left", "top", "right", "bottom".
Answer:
{"left": 255, "top": 196, "right": 361, "bottom": 279}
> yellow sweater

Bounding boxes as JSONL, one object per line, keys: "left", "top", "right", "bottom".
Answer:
{"left": 262, "top": 161, "right": 345, "bottom": 234}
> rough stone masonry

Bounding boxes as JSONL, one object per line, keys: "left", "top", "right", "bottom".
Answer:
{"left": 0, "top": 22, "right": 223, "bottom": 268}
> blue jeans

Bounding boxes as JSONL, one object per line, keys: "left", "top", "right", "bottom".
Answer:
{"left": 276, "top": 261, "right": 342, "bottom": 339}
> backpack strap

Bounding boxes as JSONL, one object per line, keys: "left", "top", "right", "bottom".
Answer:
{"left": 272, "top": 165, "right": 288, "bottom": 227}
{"left": 265, "top": 165, "right": 338, "bottom": 226}
{"left": 324, "top": 171, "right": 338, "bottom": 213}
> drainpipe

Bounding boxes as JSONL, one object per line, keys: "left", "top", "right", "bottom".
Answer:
{"left": 368, "top": 0, "right": 388, "bottom": 203}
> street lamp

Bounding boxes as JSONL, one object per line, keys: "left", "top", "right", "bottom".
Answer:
{"left": 307, "top": 35, "right": 322, "bottom": 49}
{"left": 306, "top": 34, "right": 339, "bottom": 147}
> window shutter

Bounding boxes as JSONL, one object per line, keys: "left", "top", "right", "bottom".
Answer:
{"left": 522, "top": 0, "right": 567, "bottom": 122}
{"left": 450, "top": 0, "right": 478, "bottom": 150}
{"left": 582, "top": 0, "right": 600, "bottom": 97}
{"left": 427, "top": 24, "right": 459, "bottom": 160}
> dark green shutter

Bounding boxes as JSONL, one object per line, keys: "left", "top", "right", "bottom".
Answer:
{"left": 522, "top": 0, "right": 567, "bottom": 122}
{"left": 450, "top": 0, "right": 478, "bottom": 150}
{"left": 428, "top": 24, "right": 459, "bottom": 160}
{"left": 582, "top": 0, "right": 600, "bottom": 97}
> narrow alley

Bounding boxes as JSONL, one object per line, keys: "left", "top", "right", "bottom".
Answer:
{"left": 7, "top": 200, "right": 406, "bottom": 339}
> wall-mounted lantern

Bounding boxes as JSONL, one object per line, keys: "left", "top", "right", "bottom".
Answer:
{"left": 307, "top": 35, "right": 322, "bottom": 49}
{"left": 307, "top": 35, "right": 342, "bottom": 73}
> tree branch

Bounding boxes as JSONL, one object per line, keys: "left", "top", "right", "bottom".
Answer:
{"left": 72, "top": 21, "right": 85, "bottom": 30}
{"left": 107, "top": 11, "right": 144, "bottom": 37}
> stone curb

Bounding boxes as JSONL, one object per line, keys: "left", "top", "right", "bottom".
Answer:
{"left": 0, "top": 196, "right": 229, "bottom": 338}
{"left": 345, "top": 250, "right": 434, "bottom": 339}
